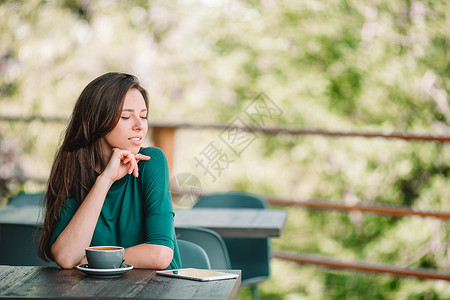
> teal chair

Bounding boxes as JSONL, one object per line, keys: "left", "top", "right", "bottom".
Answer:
{"left": 193, "top": 192, "right": 270, "bottom": 300}
{"left": 177, "top": 239, "right": 211, "bottom": 269}
{"left": 0, "top": 223, "right": 57, "bottom": 266}
{"left": 7, "top": 193, "right": 44, "bottom": 207}
{"left": 175, "top": 226, "right": 231, "bottom": 269}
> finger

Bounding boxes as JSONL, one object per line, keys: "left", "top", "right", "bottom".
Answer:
{"left": 124, "top": 154, "right": 137, "bottom": 177}
{"left": 123, "top": 157, "right": 131, "bottom": 165}
{"left": 119, "top": 150, "right": 132, "bottom": 165}
{"left": 132, "top": 157, "right": 139, "bottom": 177}
{"left": 136, "top": 154, "right": 150, "bottom": 162}
{"left": 124, "top": 154, "right": 134, "bottom": 175}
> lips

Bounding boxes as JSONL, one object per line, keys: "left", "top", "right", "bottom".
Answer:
{"left": 129, "top": 137, "right": 143, "bottom": 145}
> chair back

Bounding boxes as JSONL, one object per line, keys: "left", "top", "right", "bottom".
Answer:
{"left": 194, "top": 192, "right": 267, "bottom": 209}
{"left": 177, "top": 239, "right": 211, "bottom": 269}
{"left": 7, "top": 193, "right": 44, "bottom": 207}
{"left": 0, "top": 223, "right": 57, "bottom": 266}
{"left": 175, "top": 226, "right": 231, "bottom": 269}
{"left": 193, "top": 192, "right": 270, "bottom": 286}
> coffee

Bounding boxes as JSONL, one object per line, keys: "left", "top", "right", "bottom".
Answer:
{"left": 87, "top": 246, "right": 122, "bottom": 251}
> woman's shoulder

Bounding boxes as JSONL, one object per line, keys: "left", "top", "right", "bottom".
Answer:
{"left": 139, "top": 146, "right": 166, "bottom": 159}
{"left": 137, "top": 147, "right": 169, "bottom": 183}
{"left": 138, "top": 147, "right": 168, "bottom": 170}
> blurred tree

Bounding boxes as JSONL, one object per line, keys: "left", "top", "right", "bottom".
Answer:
{"left": 0, "top": 0, "right": 449, "bottom": 298}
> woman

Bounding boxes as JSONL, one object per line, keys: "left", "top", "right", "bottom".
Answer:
{"left": 38, "top": 72, "right": 181, "bottom": 270}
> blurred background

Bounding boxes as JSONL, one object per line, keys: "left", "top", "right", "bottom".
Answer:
{"left": 0, "top": 0, "right": 449, "bottom": 299}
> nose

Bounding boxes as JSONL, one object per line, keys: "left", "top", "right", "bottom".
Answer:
{"left": 133, "top": 116, "right": 145, "bottom": 131}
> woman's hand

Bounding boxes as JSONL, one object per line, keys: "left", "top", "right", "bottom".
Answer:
{"left": 102, "top": 148, "right": 150, "bottom": 182}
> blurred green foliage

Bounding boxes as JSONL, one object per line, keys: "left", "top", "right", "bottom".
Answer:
{"left": 0, "top": 0, "right": 449, "bottom": 299}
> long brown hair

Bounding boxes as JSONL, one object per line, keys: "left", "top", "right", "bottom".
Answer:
{"left": 38, "top": 72, "right": 149, "bottom": 261}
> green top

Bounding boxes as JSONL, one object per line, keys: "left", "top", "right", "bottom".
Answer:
{"left": 50, "top": 147, "right": 181, "bottom": 269}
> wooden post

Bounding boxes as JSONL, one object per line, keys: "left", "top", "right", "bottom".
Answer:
{"left": 151, "top": 126, "right": 176, "bottom": 180}
{"left": 447, "top": 244, "right": 450, "bottom": 271}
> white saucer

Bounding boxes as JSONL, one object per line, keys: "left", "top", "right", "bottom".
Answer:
{"left": 77, "top": 264, "right": 133, "bottom": 278}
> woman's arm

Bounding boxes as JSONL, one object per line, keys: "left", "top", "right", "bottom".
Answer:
{"left": 51, "top": 174, "right": 113, "bottom": 269}
{"left": 51, "top": 149, "right": 150, "bottom": 269}
{"left": 124, "top": 244, "right": 174, "bottom": 269}
{"left": 137, "top": 148, "right": 178, "bottom": 269}
{"left": 74, "top": 240, "right": 174, "bottom": 269}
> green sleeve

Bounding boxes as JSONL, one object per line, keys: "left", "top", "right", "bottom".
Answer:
{"left": 50, "top": 196, "right": 80, "bottom": 246}
{"left": 139, "top": 148, "right": 176, "bottom": 249}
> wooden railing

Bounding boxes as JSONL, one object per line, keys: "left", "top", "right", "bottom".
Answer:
{"left": 272, "top": 251, "right": 450, "bottom": 281}
{"left": 151, "top": 123, "right": 450, "bottom": 182}
{"left": 266, "top": 197, "right": 450, "bottom": 220}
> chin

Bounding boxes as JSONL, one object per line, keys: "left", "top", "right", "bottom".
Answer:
{"left": 119, "top": 145, "right": 140, "bottom": 154}
{"left": 130, "top": 148, "right": 140, "bottom": 155}
{"left": 134, "top": 145, "right": 144, "bottom": 153}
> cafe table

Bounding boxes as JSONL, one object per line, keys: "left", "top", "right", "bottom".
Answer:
{"left": 174, "top": 208, "right": 287, "bottom": 238}
{"left": 0, "top": 265, "right": 241, "bottom": 299}
{"left": 0, "top": 206, "right": 288, "bottom": 239}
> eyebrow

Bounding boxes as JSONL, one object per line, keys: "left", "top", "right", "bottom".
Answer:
{"left": 122, "top": 108, "right": 148, "bottom": 113}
